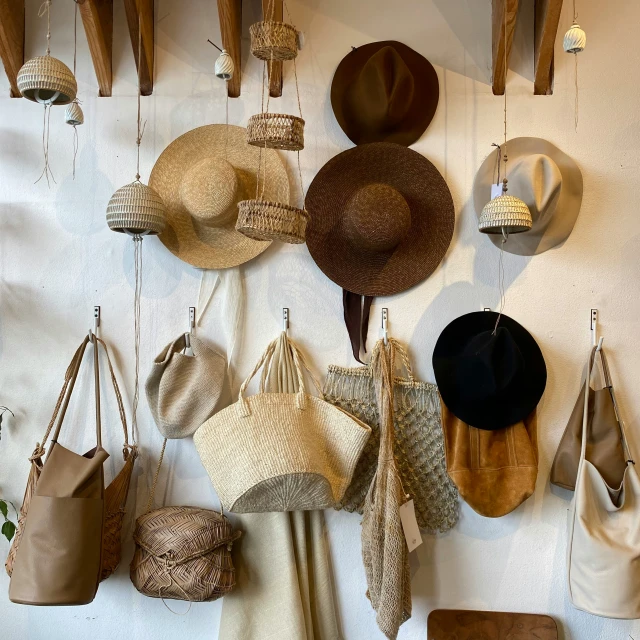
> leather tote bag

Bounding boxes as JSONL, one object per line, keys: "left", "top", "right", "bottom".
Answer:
{"left": 194, "top": 335, "right": 371, "bottom": 512}
{"left": 551, "top": 346, "right": 626, "bottom": 491}
{"left": 9, "top": 335, "right": 109, "bottom": 606}
{"left": 6, "top": 337, "right": 136, "bottom": 583}
{"left": 567, "top": 347, "right": 640, "bottom": 619}
{"left": 441, "top": 402, "right": 538, "bottom": 518}
{"left": 324, "top": 340, "right": 459, "bottom": 533}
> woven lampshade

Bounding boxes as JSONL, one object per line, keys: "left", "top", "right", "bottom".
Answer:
{"left": 564, "top": 23, "right": 586, "bottom": 53}
{"left": 478, "top": 194, "right": 532, "bottom": 235}
{"left": 106, "top": 181, "right": 167, "bottom": 236}
{"left": 237, "top": 199, "right": 309, "bottom": 244}
{"left": 250, "top": 21, "right": 298, "bottom": 61}
{"left": 247, "top": 113, "right": 304, "bottom": 151}
{"left": 64, "top": 100, "right": 84, "bottom": 126}
{"left": 17, "top": 56, "right": 77, "bottom": 105}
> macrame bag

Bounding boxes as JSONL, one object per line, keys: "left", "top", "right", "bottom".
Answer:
{"left": 6, "top": 336, "right": 137, "bottom": 583}
{"left": 130, "top": 439, "right": 240, "bottom": 605}
{"left": 567, "top": 347, "right": 640, "bottom": 618}
{"left": 194, "top": 334, "right": 371, "bottom": 513}
{"left": 9, "top": 336, "right": 108, "bottom": 605}
{"left": 324, "top": 341, "right": 458, "bottom": 533}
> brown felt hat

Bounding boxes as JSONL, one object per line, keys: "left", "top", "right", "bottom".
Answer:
{"left": 331, "top": 41, "right": 439, "bottom": 146}
{"left": 305, "top": 143, "right": 454, "bottom": 297}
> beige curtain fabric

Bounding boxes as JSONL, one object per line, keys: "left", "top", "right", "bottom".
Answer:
{"left": 219, "top": 333, "right": 341, "bottom": 640}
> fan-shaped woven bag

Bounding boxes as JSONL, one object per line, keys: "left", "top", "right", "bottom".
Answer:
{"left": 194, "top": 335, "right": 372, "bottom": 512}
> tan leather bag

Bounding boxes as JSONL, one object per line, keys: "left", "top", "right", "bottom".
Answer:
{"left": 9, "top": 336, "right": 108, "bottom": 606}
{"left": 442, "top": 400, "right": 537, "bottom": 518}
{"left": 551, "top": 346, "right": 626, "bottom": 491}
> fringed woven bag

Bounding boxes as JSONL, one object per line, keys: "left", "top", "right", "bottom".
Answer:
{"left": 130, "top": 439, "right": 241, "bottom": 607}
{"left": 324, "top": 341, "right": 458, "bottom": 533}
{"left": 6, "top": 337, "right": 136, "bottom": 582}
{"left": 361, "top": 339, "right": 412, "bottom": 640}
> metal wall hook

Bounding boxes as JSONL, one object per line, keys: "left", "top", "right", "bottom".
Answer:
{"left": 185, "top": 307, "right": 196, "bottom": 349}
{"left": 283, "top": 308, "right": 289, "bottom": 335}
{"left": 591, "top": 309, "right": 604, "bottom": 352}
{"left": 89, "top": 306, "right": 100, "bottom": 342}
{"left": 382, "top": 308, "right": 389, "bottom": 346}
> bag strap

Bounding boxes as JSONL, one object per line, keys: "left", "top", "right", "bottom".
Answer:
{"left": 387, "top": 338, "right": 415, "bottom": 382}
{"left": 145, "top": 437, "right": 168, "bottom": 514}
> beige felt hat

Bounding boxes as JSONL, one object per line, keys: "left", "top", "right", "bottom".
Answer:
{"left": 149, "top": 125, "right": 290, "bottom": 269}
{"left": 473, "top": 138, "right": 583, "bottom": 256}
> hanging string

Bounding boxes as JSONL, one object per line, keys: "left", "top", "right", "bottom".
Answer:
{"left": 573, "top": 0, "right": 578, "bottom": 22}
{"left": 132, "top": 235, "right": 143, "bottom": 444}
{"left": 492, "top": 231, "right": 507, "bottom": 335}
{"left": 38, "top": 0, "right": 52, "bottom": 56}
{"left": 35, "top": 105, "right": 55, "bottom": 186}
{"left": 135, "top": 12, "right": 146, "bottom": 182}
{"left": 72, "top": 0, "right": 80, "bottom": 179}
{"left": 574, "top": 54, "right": 579, "bottom": 132}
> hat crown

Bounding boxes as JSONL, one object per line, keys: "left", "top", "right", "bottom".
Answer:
{"left": 180, "top": 157, "right": 239, "bottom": 226}
{"left": 349, "top": 46, "right": 414, "bottom": 132}
{"left": 343, "top": 183, "right": 411, "bottom": 252}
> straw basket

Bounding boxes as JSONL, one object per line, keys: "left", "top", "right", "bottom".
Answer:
{"left": 17, "top": 56, "right": 77, "bottom": 105}
{"left": 250, "top": 21, "right": 298, "bottom": 61}
{"left": 247, "top": 113, "right": 304, "bottom": 151}
{"left": 106, "top": 181, "right": 167, "bottom": 236}
{"left": 237, "top": 199, "right": 310, "bottom": 244}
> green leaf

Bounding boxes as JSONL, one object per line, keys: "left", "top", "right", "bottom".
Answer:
{"left": 0, "top": 500, "right": 7, "bottom": 518}
{"left": 2, "top": 520, "right": 15, "bottom": 541}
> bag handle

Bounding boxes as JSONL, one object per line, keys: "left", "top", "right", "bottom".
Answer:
{"left": 386, "top": 338, "right": 415, "bottom": 382}
{"left": 236, "top": 335, "right": 323, "bottom": 418}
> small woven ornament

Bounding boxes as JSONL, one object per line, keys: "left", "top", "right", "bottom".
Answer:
{"left": 247, "top": 113, "right": 304, "bottom": 151}
{"left": 237, "top": 199, "right": 309, "bottom": 244}
{"left": 478, "top": 193, "right": 532, "bottom": 234}
{"left": 250, "top": 20, "right": 298, "bottom": 62}
{"left": 564, "top": 23, "right": 586, "bottom": 53}
{"left": 215, "top": 49, "right": 235, "bottom": 80}
{"left": 64, "top": 99, "right": 83, "bottom": 126}
{"left": 17, "top": 55, "right": 77, "bottom": 105}
{"left": 107, "top": 181, "right": 166, "bottom": 236}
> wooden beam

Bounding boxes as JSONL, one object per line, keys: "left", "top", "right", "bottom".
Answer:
{"left": 492, "top": 0, "right": 519, "bottom": 95}
{"left": 533, "top": 0, "right": 563, "bottom": 95}
{"left": 217, "top": 0, "right": 242, "bottom": 98}
{"left": 262, "top": 0, "right": 282, "bottom": 98}
{"left": 78, "top": 0, "right": 113, "bottom": 97}
{"left": 0, "top": 0, "right": 24, "bottom": 97}
{"left": 124, "top": 0, "right": 154, "bottom": 96}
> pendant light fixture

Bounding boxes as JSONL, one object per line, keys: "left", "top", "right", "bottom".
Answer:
{"left": 564, "top": 0, "right": 586, "bottom": 131}
{"left": 478, "top": 4, "right": 531, "bottom": 238}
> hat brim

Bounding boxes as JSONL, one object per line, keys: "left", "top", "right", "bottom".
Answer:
{"left": 433, "top": 311, "right": 547, "bottom": 430}
{"left": 331, "top": 41, "right": 439, "bottom": 147}
{"left": 305, "top": 143, "right": 455, "bottom": 297}
{"left": 149, "top": 125, "right": 290, "bottom": 270}
{"left": 473, "top": 137, "right": 583, "bottom": 256}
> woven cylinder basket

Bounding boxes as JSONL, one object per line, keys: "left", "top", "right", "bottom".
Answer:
{"left": 247, "top": 113, "right": 305, "bottom": 151}
{"left": 237, "top": 199, "right": 309, "bottom": 244}
{"left": 250, "top": 21, "right": 299, "bottom": 61}
{"left": 106, "top": 182, "right": 167, "bottom": 236}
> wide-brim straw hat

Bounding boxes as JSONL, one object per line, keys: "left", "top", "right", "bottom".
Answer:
{"left": 305, "top": 142, "right": 454, "bottom": 296}
{"left": 149, "top": 125, "right": 290, "bottom": 270}
{"left": 473, "top": 137, "right": 583, "bottom": 256}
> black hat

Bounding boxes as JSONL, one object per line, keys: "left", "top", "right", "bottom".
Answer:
{"left": 433, "top": 311, "right": 547, "bottom": 431}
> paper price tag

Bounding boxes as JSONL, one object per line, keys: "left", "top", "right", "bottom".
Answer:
{"left": 399, "top": 499, "right": 423, "bottom": 553}
{"left": 491, "top": 184, "right": 503, "bottom": 200}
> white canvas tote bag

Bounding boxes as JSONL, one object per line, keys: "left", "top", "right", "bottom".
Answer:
{"left": 567, "top": 346, "right": 640, "bottom": 618}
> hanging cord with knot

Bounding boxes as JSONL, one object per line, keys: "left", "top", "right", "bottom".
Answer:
{"left": 35, "top": 0, "right": 54, "bottom": 186}
{"left": 38, "top": 0, "right": 52, "bottom": 56}
{"left": 572, "top": 0, "right": 580, "bottom": 133}
{"left": 71, "top": 0, "right": 81, "bottom": 179}
{"left": 132, "top": 234, "right": 143, "bottom": 446}
{"left": 135, "top": 12, "right": 146, "bottom": 182}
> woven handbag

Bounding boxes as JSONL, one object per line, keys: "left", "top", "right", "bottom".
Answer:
{"left": 323, "top": 341, "right": 459, "bottom": 533}
{"left": 194, "top": 335, "right": 372, "bottom": 513}
{"left": 130, "top": 439, "right": 241, "bottom": 605}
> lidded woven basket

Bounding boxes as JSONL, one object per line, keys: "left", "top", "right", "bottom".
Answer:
{"left": 237, "top": 199, "right": 309, "bottom": 244}
{"left": 250, "top": 21, "right": 298, "bottom": 61}
{"left": 17, "top": 55, "right": 77, "bottom": 105}
{"left": 247, "top": 113, "right": 304, "bottom": 151}
{"left": 106, "top": 181, "right": 167, "bottom": 236}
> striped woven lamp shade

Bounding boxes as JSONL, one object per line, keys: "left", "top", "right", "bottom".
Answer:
{"left": 478, "top": 193, "right": 532, "bottom": 235}
{"left": 106, "top": 181, "right": 167, "bottom": 236}
{"left": 17, "top": 56, "right": 77, "bottom": 105}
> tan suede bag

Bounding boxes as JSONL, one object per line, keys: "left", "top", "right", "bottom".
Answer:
{"left": 441, "top": 400, "right": 538, "bottom": 518}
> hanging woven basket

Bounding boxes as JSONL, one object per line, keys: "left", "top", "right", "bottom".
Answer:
{"left": 250, "top": 21, "right": 298, "bottom": 62}
{"left": 247, "top": 113, "right": 305, "bottom": 151}
{"left": 106, "top": 181, "right": 167, "bottom": 236}
{"left": 237, "top": 199, "right": 309, "bottom": 244}
{"left": 17, "top": 55, "right": 77, "bottom": 105}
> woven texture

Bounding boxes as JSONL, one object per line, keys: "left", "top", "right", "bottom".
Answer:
{"left": 361, "top": 339, "right": 412, "bottom": 639}
{"left": 107, "top": 181, "right": 167, "bottom": 236}
{"left": 64, "top": 100, "right": 84, "bottom": 125}
{"left": 131, "top": 506, "right": 240, "bottom": 602}
{"left": 247, "top": 113, "right": 305, "bottom": 151}
{"left": 237, "top": 199, "right": 309, "bottom": 244}
{"left": 564, "top": 24, "right": 586, "bottom": 53}
{"left": 478, "top": 194, "right": 532, "bottom": 234}
{"left": 215, "top": 50, "right": 235, "bottom": 80}
{"left": 250, "top": 21, "right": 298, "bottom": 61}
{"left": 17, "top": 55, "right": 77, "bottom": 105}
{"left": 324, "top": 354, "right": 459, "bottom": 533}
{"left": 194, "top": 335, "right": 371, "bottom": 512}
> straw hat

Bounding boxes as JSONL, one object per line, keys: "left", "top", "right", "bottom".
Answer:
{"left": 305, "top": 142, "right": 454, "bottom": 297}
{"left": 473, "top": 138, "right": 583, "bottom": 255}
{"left": 149, "top": 125, "right": 290, "bottom": 269}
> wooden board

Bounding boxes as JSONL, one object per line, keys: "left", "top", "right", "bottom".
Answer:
{"left": 78, "top": 0, "right": 113, "bottom": 97}
{"left": 263, "top": 0, "right": 283, "bottom": 97}
{"left": 492, "top": 0, "right": 519, "bottom": 95}
{"left": 217, "top": 0, "right": 242, "bottom": 98}
{"left": 0, "top": 0, "right": 24, "bottom": 97}
{"left": 533, "top": 0, "right": 564, "bottom": 95}
{"left": 428, "top": 609, "right": 558, "bottom": 639}
{"left": 123, "top": 0, "right": 154, "bottom": 96}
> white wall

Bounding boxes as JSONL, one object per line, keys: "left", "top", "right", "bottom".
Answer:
{"left": 0, "top": 0, "right": 638, "bottom": 638}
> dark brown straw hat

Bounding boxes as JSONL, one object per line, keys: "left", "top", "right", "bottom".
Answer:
{"left": 305, "top": 142, "right": 454, "bottom": 297}
{"left": 331, "top": 41, "right": 439, "bottom": 146}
